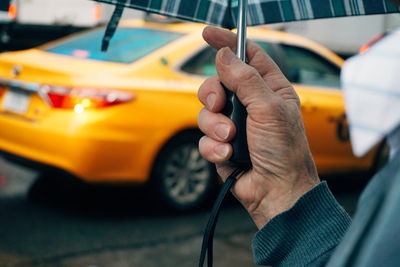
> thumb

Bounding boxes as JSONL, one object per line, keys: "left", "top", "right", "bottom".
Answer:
{"left": 216, "top": 47, "right": 273, "bottom": 107}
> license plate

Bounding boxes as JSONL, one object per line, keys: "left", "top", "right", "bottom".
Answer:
{"left": 2, "top": 89, "right": 31, "bottom": 114}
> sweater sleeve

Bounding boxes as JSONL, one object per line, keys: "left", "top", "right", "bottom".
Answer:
{"left": 252, "top": 182, "right": 351, "bottom": 267}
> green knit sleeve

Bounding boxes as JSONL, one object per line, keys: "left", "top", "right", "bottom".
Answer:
{"left": 252, "top": 182, "right": 351, "bottom": 267}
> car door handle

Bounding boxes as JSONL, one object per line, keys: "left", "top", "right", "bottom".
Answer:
{"left": 328, "top": 114, "right": 350, "bottom": 142}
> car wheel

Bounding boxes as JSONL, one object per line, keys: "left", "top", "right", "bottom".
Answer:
{"left": 151, "top": 132, "right": 217, "bottom": 211}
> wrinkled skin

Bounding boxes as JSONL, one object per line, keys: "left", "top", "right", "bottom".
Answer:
{"left": 197, "top": 26, "right": 320, "bottom": 229}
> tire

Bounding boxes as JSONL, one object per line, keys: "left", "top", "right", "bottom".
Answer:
{"left": 150, "top": 131, "right": 217, "bottom": 211}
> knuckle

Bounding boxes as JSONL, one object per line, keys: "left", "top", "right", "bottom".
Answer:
{"left": 235, "top": 67, "right": 262, "bottom": 97}
{"left": 197, "top": 108, "right": 208, "bottom": 129}
{"left": 198, "top": 136, "right": 214, "bottom": 161}
{"left": 268, "top": 97, "right": 286, "bottom": 115}
{"left": 198, "top": 136, "right": 208, "bottom": 157}
{"left": 198, "top": 135, "right": 230, "bottom": 163}
{"left": 199, "top": 135, "right": 207, "bottom": 147}
{"left": 198, "top": 76, "right": 218, "bottom": 102}
{"left": 237, "top": 65, "right": 258, "bottom": 83}
{"left": 198, "top": 107, "right": 206, "bottom": 119}
{"left": 280, "top": 86, "right": 301, "bottom": 105}
{"left": 220, "top": 60, "right": 259, "bottom": 87}
{"left": 252, "top": 96, "right": 286, "bottom": 120}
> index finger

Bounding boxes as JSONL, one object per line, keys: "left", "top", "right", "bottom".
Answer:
{"left": 202, "top": 26, "right": 282, "bottom": 79}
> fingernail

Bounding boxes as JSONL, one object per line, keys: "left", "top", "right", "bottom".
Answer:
{"left": 206, "top": 93, "right": 216, "bottom": 109}
{"left": 220, "top": 47, "right": 237, "bottom": 65}
{"left": 215, "top": 124, "right": 230, "bottom": 140}
{"left": 214, "top": 143, "right": 229, "bottom": 158}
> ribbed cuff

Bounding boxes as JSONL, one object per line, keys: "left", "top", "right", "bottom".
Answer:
{"left": 252, "top": 182, "right": 351, "bottom": 267}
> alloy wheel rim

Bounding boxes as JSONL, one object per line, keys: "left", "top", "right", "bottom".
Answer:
{"left": 163, "top": 144, "right": 210, "bottom": 205}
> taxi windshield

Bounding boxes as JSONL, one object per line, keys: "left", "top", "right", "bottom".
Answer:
{"left": 44, "top": 27, "right": 184, "bottom": 64}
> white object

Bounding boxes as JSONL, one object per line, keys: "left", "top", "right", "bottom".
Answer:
{"left": 275, "top": 14, "right": 400, "bottom": 55}
{"left": 2, "top": 89, "right": 30, "bottom": 114}
{"left": 10, "top": 0, "right": 109, "bottom": 27}
{"left": 0, "top": 11, "right": 9, "bottom": 23}
{"left": 341, "top": 27, "right": 400, "bottom": 158}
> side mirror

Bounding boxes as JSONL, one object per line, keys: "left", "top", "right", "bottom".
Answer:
{"left": 160, "top": 57, "right": 169, "bottom": 66}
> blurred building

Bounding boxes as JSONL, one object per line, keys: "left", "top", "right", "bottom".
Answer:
{"left": 270, "top": 14, "right": 400, "bottom": 57}
{"left": 0, "top": 0, "right": 144, "bottom": 52}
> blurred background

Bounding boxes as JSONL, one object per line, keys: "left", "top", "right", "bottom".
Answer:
{"left": 0, "top": 1, "right": 399, "bottom": 266}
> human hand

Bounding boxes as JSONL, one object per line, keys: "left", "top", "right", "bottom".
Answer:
{"left": 198, "top": 26, "right": 320, "bottom": 229}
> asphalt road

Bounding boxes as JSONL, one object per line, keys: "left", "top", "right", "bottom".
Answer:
{"left": 0, "top": 157, "right": 366, "bottom": 267}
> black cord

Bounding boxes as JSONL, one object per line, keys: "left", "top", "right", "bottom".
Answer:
{"left": 198, "top": 168, "right": 245, "bottom": 267}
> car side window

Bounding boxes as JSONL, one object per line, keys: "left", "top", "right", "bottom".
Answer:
{"left": 278, "top": 44, "right": 341, "bottom": 88}
{"left": 180, "top": 47, "right": 218, "bottom": 76}
{"left": 180, "top": 41, "right": 278, "bottom": 77}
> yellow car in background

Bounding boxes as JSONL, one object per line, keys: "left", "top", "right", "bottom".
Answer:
{"left": 0, "top": 20, "right": 382, "bottom": 210}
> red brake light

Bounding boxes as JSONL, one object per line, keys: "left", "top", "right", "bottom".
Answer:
{"left": 40, "top": 86, "right": 135, "bottom": 111}
{"left": 0, "top": 85, "right": 6, "bottom": 98}
{"left": 8, "top": 4, "right": 17, "bottom": 20}
{"left": 93, "top": 4, "right": 102, "bottom": 22}
{"left": 359, "top": 33, "right": 386, "bottom": 54}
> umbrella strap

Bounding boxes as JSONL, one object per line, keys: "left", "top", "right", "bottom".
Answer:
{"left": 101, "top": 3, "right": 126, "bottom": 52}
{"left": 198, "top": 168, "right": 245, "bottom": 267}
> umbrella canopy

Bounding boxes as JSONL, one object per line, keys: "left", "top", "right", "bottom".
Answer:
{"left": 95, "top": 0, "right": 400, "bottom": 29}
{"left": 95, "top": 0, "right": 400, "bottom": 51}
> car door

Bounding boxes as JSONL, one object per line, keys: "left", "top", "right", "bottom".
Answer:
{"left": 273, "top": 43, "right": 368, "bottom": 174}
{"left": 179, "top": 40, "right": 371, "bottom": 174}
{"left": 179, "top": 41, "right": 282, "bottom": 77}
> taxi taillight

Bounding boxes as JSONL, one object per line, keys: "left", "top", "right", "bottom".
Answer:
{"left": 93, "top": 4, "right": 102, "bottom": 22}
{"left": 359, "top": 32, "right": 387, "bottom": 54}
{"left": 8, "top": 4, "right": 17, "bottom": 20}
{"left": 40, "top": 86, "right": 135, "bottom": 112}
{"left": 0, "top": 85, "right": 6, "bottom": 98}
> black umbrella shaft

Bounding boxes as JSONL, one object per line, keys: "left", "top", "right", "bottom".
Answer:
{"left": 222, "top": 0, "right": 251, "bottom": 167}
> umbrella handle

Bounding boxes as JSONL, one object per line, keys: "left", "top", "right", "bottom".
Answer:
{"left": 220, "top": 0, "right": 250, "bottom": 167}
{"left": 221, "top": 83, "right": 251, "bottom": 167}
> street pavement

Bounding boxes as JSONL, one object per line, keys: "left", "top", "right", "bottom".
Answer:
{"left": 0, "top": 157, "right": 364, "bottom": 267}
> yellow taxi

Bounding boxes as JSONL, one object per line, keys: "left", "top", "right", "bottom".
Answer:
{"left": 0, "top": 19, "right": 382, "bottom": 210}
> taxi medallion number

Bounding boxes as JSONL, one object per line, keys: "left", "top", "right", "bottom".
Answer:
{"left": 2, "top": 89, "right": 31, "bottom": 114}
